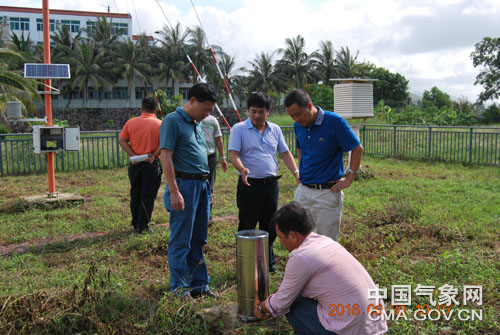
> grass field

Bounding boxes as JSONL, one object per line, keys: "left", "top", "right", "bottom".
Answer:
{"left": 0, "top": 156, "right": 499, "bottom": 334}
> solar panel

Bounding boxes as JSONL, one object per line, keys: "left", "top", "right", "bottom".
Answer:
{"left": 24, "top": 64, "right": 71, "bottom": 79}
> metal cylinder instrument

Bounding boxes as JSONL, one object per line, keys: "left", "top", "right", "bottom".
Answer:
{"left": 236, "top": 230, "right": 269, "bottom": 321}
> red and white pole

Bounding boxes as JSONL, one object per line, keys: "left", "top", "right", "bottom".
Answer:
{"left": 186, "top": 55, "right": 231, "bottom": 130}
{"left": 208, "top": 48, "right": 242, "bottom": 122}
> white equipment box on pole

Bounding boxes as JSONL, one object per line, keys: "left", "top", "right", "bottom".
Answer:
{"left": 33, "top": 126, "right": 80, "bottom": 154}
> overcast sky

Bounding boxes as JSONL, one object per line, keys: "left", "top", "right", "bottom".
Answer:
{"left": 7, "top": 0, "right": 500, "bottom": 103}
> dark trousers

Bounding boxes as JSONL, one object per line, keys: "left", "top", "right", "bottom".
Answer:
{"left": 286, "top": 295, "right": 337, "bottom": 335}
{"left": 207, "top": 153, "right": 217, "bottom": 218}
{"left": 236, "top": 177, "right": 278, "bottom": 266}
{"left": 128, "top": 159, "right": 162, "bottom": 233}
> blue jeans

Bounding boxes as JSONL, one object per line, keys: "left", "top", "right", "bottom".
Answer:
{"left": 286, "top": 295, "right": 337, "bottom": 335}
{"left": 164, "top": 178, "right": 210, "bottom": 294}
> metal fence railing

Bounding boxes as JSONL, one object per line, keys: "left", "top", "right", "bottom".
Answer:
{"left": 1, "top": 125, "right": 499, "bottom": 176}
{"left": 0, "top": 131, "right": 129, "bottom": 176}
{"left": 360, "top": 125, "right": 500, "bottom": 165}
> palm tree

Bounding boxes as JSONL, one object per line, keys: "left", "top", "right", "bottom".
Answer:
{"left": 335, "top": 46, "right": 359, "bottom": 78}
{"left": 218, "top": 52, "right": 244, "bottom": 88}
{"left": 0, "top": 48, "right": 39, "bottom": 115}
{"left": 82, "top": 17, "right": 121, "bottom": 102}
{"left": 277, "top": 34, "right": 314, "bottom": 88}
{"left": 247, "top": 51, "right": 284, "bottom": 93}
{"left": 312, "top": 40, "right": 337, "bottom": 84}
{"left": 10, "top": 31, "right": 35, "bottom": 53}
{"left": 186, "top": 25, "right": 224, "bottom": 82}
{"left": 8, "top": 31, "right": 38, "bottom": 66}
{"left": 113, "top": 38, "right": 152, "bottom": 105}
{"left": 52, "top": 24, "right": 81, "bottom": 63}
{"left": 154, "top": 23, "right": 189, "bottom": 92}
{"left": 187, "top": 26, "right": 209, "bottom": 74}
{"left": 51, "top": 25, "right": 82, "bottom": 105}
{"left": 85, "top": 16, "right": 120, "bottom": 51}
{"left": 213, "top": 51, "right": 246, "bottom": 104}
{"left": 69, "top": 39, "right": 111, "bottom": 107}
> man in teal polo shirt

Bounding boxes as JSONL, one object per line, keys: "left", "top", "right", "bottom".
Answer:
{"left": 285, "top": 89, "right": 364, "bottom": 241}
{"left": 159, "top": 83, "right": 219, "bottom": 299}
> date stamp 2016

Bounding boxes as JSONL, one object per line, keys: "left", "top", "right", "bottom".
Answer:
{"left": 328, "top": 304, "right": 383, "bottom": 317}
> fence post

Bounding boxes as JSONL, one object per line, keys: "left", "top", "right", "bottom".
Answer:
{"left": 428, "top": 127, "right": 432, "bottom": 158}
{"left": 0, "top": 137, "right": 3, "bottom": 176}
{"left": 393, "top": 126, "right": 397, "bottom": 157}
{"left": 469, "top": 127, "right": 473, "bottom": 163}
{"left": 362, "top": 125, "right": 366, "bottom": 147}
{"left": 115, "top": 131, "right": 121, "bottom": 166}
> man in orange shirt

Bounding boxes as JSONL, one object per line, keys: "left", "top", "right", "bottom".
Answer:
{"left": 119, "top": 96, "right": 163, "bottom": 234}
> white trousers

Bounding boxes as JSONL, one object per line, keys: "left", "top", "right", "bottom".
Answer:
{"left": 294, "top": 184, "right": 344, "bottom": 241}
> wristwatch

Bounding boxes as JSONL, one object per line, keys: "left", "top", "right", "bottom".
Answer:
{"left": 347, "top": 168, "right": 358, "bottom": 175}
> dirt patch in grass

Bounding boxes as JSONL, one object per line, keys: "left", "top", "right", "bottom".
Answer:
{"left": 0, "top": 232, "right": 109, "bottom": 257}
{"left": 0, "top": 217, "right": 239, "bottom": 258}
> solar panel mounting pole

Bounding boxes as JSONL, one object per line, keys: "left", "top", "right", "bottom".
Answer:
{"left": 43, "top": 0, "right": 56, "bottom": 196}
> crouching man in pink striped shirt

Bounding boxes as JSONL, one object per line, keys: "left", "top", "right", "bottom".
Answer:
{"left": 254, "top": 202, "right": 388, "bottom": 335}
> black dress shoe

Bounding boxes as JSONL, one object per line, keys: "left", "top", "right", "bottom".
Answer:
{"left": 269, "top": 264, "right": 276, "bottom": 273}
{"left": 191, "top": 289, "right": 219, "bottom": 298}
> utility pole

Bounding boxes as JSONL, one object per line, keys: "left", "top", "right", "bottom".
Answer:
{"left": 42, "top": 0, "right": 56, "bottom": 196}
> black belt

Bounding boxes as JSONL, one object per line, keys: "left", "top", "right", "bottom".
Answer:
{"left": 175, "top": 171, "right": 209, "bottom": 181}
{"left": 302, "top": 182, "right": 337, "bottom": 190}
{"left": 245, "top": 175, "right": 282, "bottom": 184}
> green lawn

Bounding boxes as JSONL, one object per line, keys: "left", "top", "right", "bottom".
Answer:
{"left": 0, "top": 156, "right": 498, "bottom": 334}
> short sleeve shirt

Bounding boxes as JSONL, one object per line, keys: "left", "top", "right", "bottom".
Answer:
{"left": 201, "top": 115, "right": 222, "bottom": 155}
{"left": 159, "top": 107, "right": 209, "bottom": 174}
{"left": 119, "top": 113, "right": 162, "bottom": 155}
{"left": 295, "top": 108, "right": 360, "bottom": 183}
{"left": 228, "top": 118, "right": 289, "bottom": 178}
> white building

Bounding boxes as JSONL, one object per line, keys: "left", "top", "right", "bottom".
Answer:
{"left": 0, "top": 5, "right": 132, "bottom": 44}
{"left": 0, "top": 5, "right": 194, "bottom": 109}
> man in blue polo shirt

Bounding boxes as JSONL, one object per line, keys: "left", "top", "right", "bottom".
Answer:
{"left": 159, "top": 83, "right": 219, "bottom": 299}
{"left": 229, "top": 92, "right": 299, "bottom": 272}
{"left": 284, "top": 89, "right": 364, "bottom": 241}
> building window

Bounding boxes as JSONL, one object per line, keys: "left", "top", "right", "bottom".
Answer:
{"left": 86, "top": 21, "right": 96, "bottom": 34}
{"left": 135, "top": 87, "right": 154, "bottom": 100}
{"left": 112, "top": 23, "right": 128, "bottom": 35}
{"left": 88, "top": 88, "right": 111, "bottom": 99}
{"left": 135, "top": 87, "right": 146, "bottom": 100}
{"left": 61, "top": 20, "right": 80, "bottom": 33}
{"left": 36, "top": 41, "right": 55, "bottom": 47}
{"left": 63, "top": 91, "right": 83, "bottom": 99}
{"left": 179, "top": 87, "right": 189, "bottom": 99}
{"left": 159, "top": 88, "right": 173, "bottom": 98}
{"left": 10, "top": 17, "right": 30, "bottom": 31}
{"left": 36, "top": 19, "right": 55, "bottom": 32}
{"left": 88, "top": 87, "right": 99, "bottom": 99}
{"left": 112, "top": 87, "right": 128, "bottom": 99}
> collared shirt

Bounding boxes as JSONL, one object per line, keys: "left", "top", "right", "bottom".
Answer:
{"left": 265, "top": 233, "right": 388, "bottom": 335}
{"left": 201, "top": 115, "right": 222, "bottom": 155}
{"left": 228, "top": 118, "right": 289, "bottom": 178}
{"left": 159, "top": 107, "right": 209, "bottom": 174}
{"left": 294, "top": 107, "right": 360, "bottom": 184}
{"left": 119, "top": 113, "right": 162, "bottom": 155}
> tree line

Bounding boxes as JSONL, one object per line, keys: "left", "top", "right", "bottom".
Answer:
{"left": 0, "top": 18, "right": 499, "bottom": 128}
